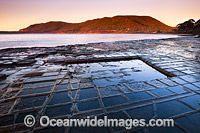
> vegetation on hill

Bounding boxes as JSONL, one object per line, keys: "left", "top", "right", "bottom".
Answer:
{"left": 174, "top": 19, "right": 200, "bottom": 35}
{"left": 19, "top": 15, "right": 174, "bottom": 33}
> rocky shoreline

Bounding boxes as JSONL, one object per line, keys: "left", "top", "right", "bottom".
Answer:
{"left": 0, "top": 36, "right": 200, "bottom": 80}
{"left": 0, "top": 36, "right": 200, "bottom": 132}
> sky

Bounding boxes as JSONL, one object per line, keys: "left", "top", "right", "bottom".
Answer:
{"left": 0, "top": 0, "right": 200, "bottom": 31}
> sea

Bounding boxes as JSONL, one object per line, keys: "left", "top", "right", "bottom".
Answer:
{"left": 0, "top": 34, "right": 180, "bottom": 50}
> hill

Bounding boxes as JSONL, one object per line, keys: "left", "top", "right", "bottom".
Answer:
{"left": 19, "top": 15, "right": 174, "bottom": 33}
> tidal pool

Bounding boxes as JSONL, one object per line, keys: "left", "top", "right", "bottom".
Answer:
{"left": 78, "top": 59, "right": 168, "bottom": 87}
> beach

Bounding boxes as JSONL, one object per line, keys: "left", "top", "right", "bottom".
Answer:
{"left": 0, "top": 35, "right": 200, "bottom": 132}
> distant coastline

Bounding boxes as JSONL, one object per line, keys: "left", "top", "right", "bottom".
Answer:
{"left": 11, "top": 15, "right": 175, "bottom": 34}
{"left": 0, "top": 32, "right": 178, "bottom": 34}
{"left": 1, "top": 16, "right": 199, "bottom": 35}
{"left": 0, "top": 31, "right": 28, "bottom": 34}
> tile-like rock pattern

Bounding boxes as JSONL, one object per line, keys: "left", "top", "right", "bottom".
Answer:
{"left": 0, "top": 36, "right": 200, "bottom": 132}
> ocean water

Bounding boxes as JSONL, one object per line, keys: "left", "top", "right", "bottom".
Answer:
{"left": 0, "top": 34, "right": 180, "bottom": 49}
